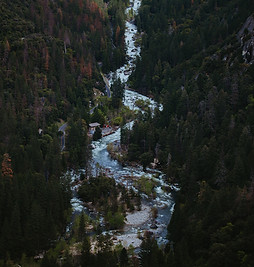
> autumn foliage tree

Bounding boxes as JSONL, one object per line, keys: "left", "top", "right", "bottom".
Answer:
{"left": 1, "top": 153, "right": 13, "bottom": 178}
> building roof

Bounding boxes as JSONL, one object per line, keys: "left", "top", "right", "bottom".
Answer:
{"left": 89, "top": 122, "right": 100, "bottom": 128}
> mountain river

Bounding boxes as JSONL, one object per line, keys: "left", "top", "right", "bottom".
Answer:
{"left": 68, "top": 0, "right": 177, "bottom": 249}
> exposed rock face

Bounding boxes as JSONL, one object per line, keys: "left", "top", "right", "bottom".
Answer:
{"left": 237, "top": 15, "right": 254, "bottom": 64}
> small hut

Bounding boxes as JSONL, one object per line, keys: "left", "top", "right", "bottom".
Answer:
{"left": 89, "top": 122, "right": 101, "bottom": 134}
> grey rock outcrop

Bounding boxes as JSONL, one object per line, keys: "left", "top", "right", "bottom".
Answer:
{"left": 237, "top": 14, "right": 254, "bottom": 64}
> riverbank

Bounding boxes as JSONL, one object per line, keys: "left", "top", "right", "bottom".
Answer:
{"left": 107, "top": 140, "right": 161, "bottom": 171}
{"left": 68, "top": 0, "right": 174, "bottom": 252}
{"left": 106, "top": 141, "right": 128, "bottom": 164}
{"left": 113, "top": 204, "right": 151, "bottom": 248}
{"left": 102, "top": 126, "right": 119, "bottom": 137}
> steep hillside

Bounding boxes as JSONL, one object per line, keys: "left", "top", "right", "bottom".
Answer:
{"left": 124, "top": 0, "right": 254, "bottom": 266}
{"left": 0, "top": 0, "right": 126, "bottom": 261}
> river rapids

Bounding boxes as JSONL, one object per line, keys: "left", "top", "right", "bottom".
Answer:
{"left": 68, "top": 0, "right": 177, "bottom": 249}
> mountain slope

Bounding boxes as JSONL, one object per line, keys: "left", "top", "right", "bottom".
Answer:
{"left": 126, "top": 1, "right": 254, "bottom": 265}
{"left": 0, "top": 0, "right": 126, "bottom": 260}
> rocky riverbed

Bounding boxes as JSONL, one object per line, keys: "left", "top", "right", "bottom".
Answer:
{"left": 67, "top": 0, "right": 177, "bottom": 250}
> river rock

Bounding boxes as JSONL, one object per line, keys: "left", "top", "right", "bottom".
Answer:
{"left": 151, "top": 224, "right": 158, "bottom": 229}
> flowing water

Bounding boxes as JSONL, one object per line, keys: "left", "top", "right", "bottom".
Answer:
{"left": 68, "top": 0, "right": 177, "bottom": 248}
{"left": 92, "top": 125, "right": 176, "bottom": 246}
{"left": 92, "top": 0, "right": 176, "bottom": 247}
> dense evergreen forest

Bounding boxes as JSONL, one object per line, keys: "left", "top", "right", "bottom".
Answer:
{"left": 124, "top": 0, "right": 254, "bottom": 266}
{"left": 1, "top": 0, "right": 254, "bottom": 266}
{"left": 0, "top": 0, "right": 127, "bottom": 264}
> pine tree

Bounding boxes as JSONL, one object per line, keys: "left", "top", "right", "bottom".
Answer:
{"left": 111, "top": 76, "right": 125, "bottom": 109}
{"left": 93, "top": 126, "right": 102, "bottom": 141}
{"left": 81, "top": 236, "right": 92, "bottom": 266}
{"left": 119, "top": 247, "right": 128, "bottom": 267}
{"left": 139, "top": 233, "right": 163, "bottom": 267}
{"left": 9, "top": 204, "right": 23, "bottom": 258}
{"left": 78, "top": 212, "right": 86, "bottom": 241}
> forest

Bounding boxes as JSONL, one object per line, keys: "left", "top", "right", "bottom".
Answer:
{"left": 0, "top": 0, "right": 127, "bottom": 264}
{"left": 125, "top": 0, "right": 254, "bottom": 266}
{"left": 1, "top": 0, "right": 254, "bottom": 266}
